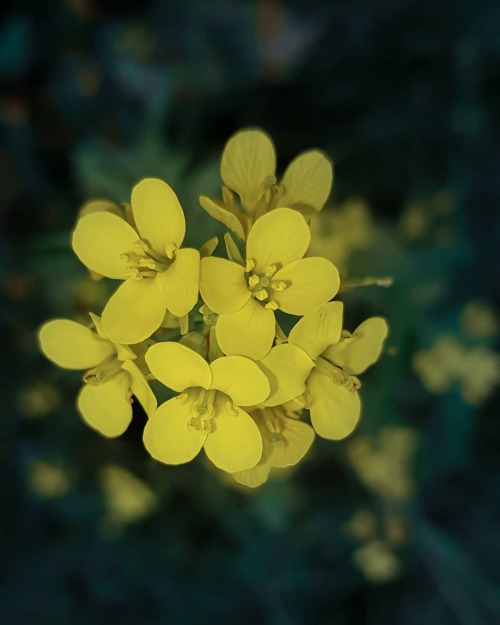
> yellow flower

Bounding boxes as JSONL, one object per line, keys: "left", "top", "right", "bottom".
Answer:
{"left": 72, "top": 178, "right": 200, "bottom": 344}
{"left": 200, "top": 129, "right": 333, "bottom": 240}
{"left": 100, "top": 464, "right": 157, "bottom": 530}
{"left": 288, "top": 302, "right": 388, "bottom": 439}
{"left": 143, "top": 342, "right": 270, "bottom": 473}
{"left": 231, "top": 405, "right": 315, "bottom": 488}
{"left": 38, "top": 315, "right": 156, "bottom": 437}
{"left": 353, "top": 540, "right": 401, "bottom": 583}
{"left": 346, "top": 426, "right": 418, "bottom": 501}
{"left": 200, "top": 207, "right": 340, "bottom": 359}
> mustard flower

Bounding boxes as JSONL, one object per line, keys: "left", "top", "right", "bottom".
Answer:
{"left": 200, "top": 207, "right": 340, "bottom": 359}
{"left": 288, "top": 302, "right": 388, "bottom": 439}
{"left": 143, "top": 342, "right": 270, "bottom": 473}
{"left": 38, "top": 315, "right": 156, "bottom": 437}
{"left": 72, "top": 178, "right": 200, "bottom": 344}
{"left": 200, "top": 128, "right": 333, "bottom": 240}
{"left": 231, "top": 404, "right": 315, "bottom": 488}
{"left": 229, "top": 342, "right": 316, "bottom": 487}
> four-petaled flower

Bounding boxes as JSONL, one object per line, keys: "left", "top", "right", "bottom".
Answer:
{"left": 288, "top": 302, "right": 388, "bottom": 439}
{"left": 38, "top": 315, "right": 156, "bottom": 437}
{"left": 200, "top": 207, "right": 340, "bottom": 359}
{"left": 200, "top": 129, "right": 333, "bottom": 240}
{"left": 143, "top": 342, "right": 270, "bottom": 473}
{"left": 72, "top": 178, "right": 200, "bottom": 344}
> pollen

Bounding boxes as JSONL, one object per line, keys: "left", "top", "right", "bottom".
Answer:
{"left": 271, "top": 280, "right": 287, "bottom": 291}
{"left": 264, "top": 264, "right": 277, "bottom": 278}
{"left": 248, "top": 274, "right": 260, "bottom": 288}
{"left": 164, "top": 243, "right": 177, "bottom": 259}
{"left": 245, "top": 258, "right": 256, "bottom": 272}
{"left": 254, "top": 288, "right": 269, "bottom": 301}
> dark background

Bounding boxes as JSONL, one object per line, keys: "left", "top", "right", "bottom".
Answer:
{"left": 1, "top": 1, "right": 500, "bottom": 623}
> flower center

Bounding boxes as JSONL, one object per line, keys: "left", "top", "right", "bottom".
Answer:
{"left": 83, "top": 356, "right": 122, "bottom": 386}
{"left": 120, "top": 239, "right": 176, "bottom": 280}
{"left": 176, "top": 387, "right": 238, "bottom": 434}
{"left": 264, "top": 408, "right": 286, "bottom": 445}
{"left": 244, "top": 258, "right": 288, "bottom": 310}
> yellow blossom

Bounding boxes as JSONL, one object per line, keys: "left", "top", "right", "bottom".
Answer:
{"left": 100, "top": 464, "right": 157, "bottom": 530}
{"left": 231, "top": 404, "right": 315, "bottom": 488}
{"left": 413, "top": 334, "right": 500, "bottom": 404}
{"left": 38, "top": 315, "right": 156, "bottom": 437}
{"left": 200, "top": 207, "right": 340, "bottom": 359}
{"left": 288, "top": 302, "right": 388, "bottom": 439}
{"left": 200, "top": 129, "right": 333, "bottom": 240}
{"left": 72, "top": 178, "right": 200, "bottom": 344}
{"left": 346, "top": 426, "right": 418, "bottom": 501}
{"left": 143, "top": 342, "right": 270, "bottom": 473}
{"left": 353, "top": 540, "right": 401, "bottom": 583}
{"left": 28, "top": 460, "right": 71, "bottom": 499}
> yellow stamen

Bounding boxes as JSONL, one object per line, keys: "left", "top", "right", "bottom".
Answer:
{"left": 164, "top": 243, "right": 177, "bottom": 259}
{"left": 271, "top": 280, "right": 287, "bottom": 291}
{"left": 264, "top": 264, "right": 277, "bottom": 278}
{"left": 245, "top": 258, "right": 256, "bottom": 272}
{"left": 138, "top": 258, "right": 157, "bottom": 270}
{"left": 254, "top": 288, "right": 269, "bottom": 301}
{"left": 264, "top": 300, "right": 279, "bottom": 310}
{"left": 179, "top": 314, "right": 189, "bottom": 336}
{"left": 248, "top": 274, "right": 260, "bottom": 288}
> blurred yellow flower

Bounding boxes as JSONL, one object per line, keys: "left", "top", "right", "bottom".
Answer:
{"left": 200, "top": 207, "right": 340, "bottom": 359}
{"left": 200, "top": 128, "right": 333, "bottom": 240}
{"left": 308, "top": 198, "right": 374, "bottom": 272}
{"left": 143, "top": 342, "right": 270, "bottom": 473}
{"left": 413, "top": 333, "right": 500, "bottom": 405}
{"left": 288, "top": 302, "right": 388, "bottom": 440}
{"left": 28, "top": 460, "right": 71, "bottom": 499}
{"left": 100, "top": 464, "right": 157, "bottom": 530}
{"left": 353, "top": 540, "right": 401, "bottom": 583}
{"left": 38, "top": 315, "right": 156, "bottom": 437}
{"left": 72, "top": 178, "right": 200, "bottom": 344}
{"left": 347, "top": 426, "right": 418, "bottom": 501}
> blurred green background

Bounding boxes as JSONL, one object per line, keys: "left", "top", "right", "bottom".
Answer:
{"left": 2, "top": 1, "right": 500, "bottom": 623}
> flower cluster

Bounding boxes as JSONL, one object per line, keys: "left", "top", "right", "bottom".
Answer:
{"left": 38, "top": 129, "right": 388, "bottom": 487}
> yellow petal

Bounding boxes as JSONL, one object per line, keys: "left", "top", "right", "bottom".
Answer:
{"left": 221, "top": 129, "right": 276, "bottom": 211}
{"left": 216, "top": 298, "right": 275, "bottom": 359}
{"left": 325, "top": 317, "right": 388, "bottom": 375}
{"left": 38, "top": 319, "right": 114, "bottom": 370}
{"left": 145, "top": 342, "right": 212, "bottom": 391}
{"left": 199, "top": 195, "right": 245, "bottom": 241}
{"left": 273, "top": 257, "right": 340, "bottom": 315}
{"left": 210, "top": 356, "right": 270, "bottom": 406}
{"left": 143, "top": 397, "right": 206, "bottom": 465}
{"left": 72, "top": 212, "right": 139, "bottom": 279}
{"left": 77, "top": 372, "right": 133, "bottom": 437}
{"left": 102, "top": 277, "right": 166, "bottom": 344}
{"left": 232, "top": 463, "right": 270, "bottom": 488}
{"left": 279, "top": 150, "right": 333, "bottom": 212}
{"left": 157, "top": 247, "right": 200, "bottom": 318}
{"left": 307, "top": 369, "right": 361, "bottom": 440}
{"left": 121, "top": 359, "right": 157, "bottom": 417}
{"left": 200, "top": 257, "right": 250, "bottom": 314}
{"left": 288, "top": 301, "right": 344, "bottom": 360}
{"left": 204, "top": 405, "right": 262, "bottom": 472}
{"left": 269, "top": 417, "right": 315, "bottom": 468}
{"left": 246, "top": 207, "right": 310, "bottom": 274}
{"left": 131, "top": 178, "right": 186, "bottom": 253}
{"left": 259, "top": 344, "right": 314, "bottom": 406}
